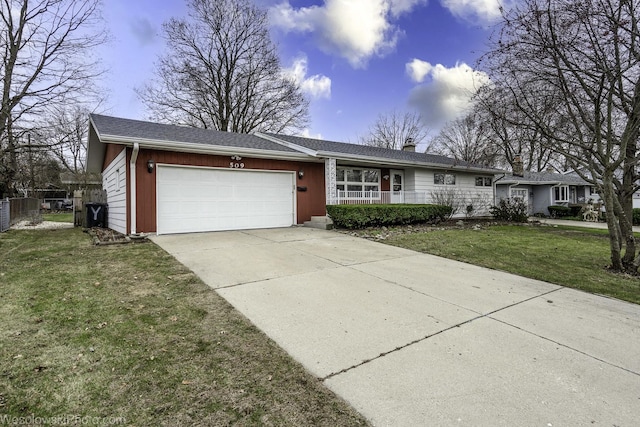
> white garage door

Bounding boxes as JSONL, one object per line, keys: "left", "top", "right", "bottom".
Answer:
{"left": 157, "top": 165, "right": 295, "bottom": 234}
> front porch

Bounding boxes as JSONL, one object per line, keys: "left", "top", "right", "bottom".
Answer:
{"left": 322, "top": 158, "right": 495, "bottom": 217}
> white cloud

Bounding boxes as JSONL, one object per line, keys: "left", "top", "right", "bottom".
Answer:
{"left": 406, "top": 58, "right": 433, "bottom": 83}
{"left": 440, "top": 0, "right": 513, "bottom": 24}
{"left": 283, "top": 56, "right": 331, "bottom": 100}
{"left": 270, "top": 0, "right": 426, "bottom": 68}
{"left": 297, "top": 128, "right": 323, "bottom": 139}
{"left": 406, "top": 61, "right": 491, "bottom": 128}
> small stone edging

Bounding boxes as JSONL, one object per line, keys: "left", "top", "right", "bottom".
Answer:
{"left": 85, "top": 227, "right": 149, "bottom": 246}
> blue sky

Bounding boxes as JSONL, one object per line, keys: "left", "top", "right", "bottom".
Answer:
{"left": 98, "top": 0, "right": 510, "bottom": 150}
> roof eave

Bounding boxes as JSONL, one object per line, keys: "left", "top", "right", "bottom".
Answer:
{"left": 85, "top": 116, "right": 105, "bottom": 173}
{"left": 98, "top": 134, "right": 313, "bottom": 162}
{"left": 254, "top": 132, "right": 319, "bottom": 156}
{"left": 317, "top": 151, "right": 501, "bottom": 173}
{"left": 499, "top": 180, "right": 586, "bottom": 185}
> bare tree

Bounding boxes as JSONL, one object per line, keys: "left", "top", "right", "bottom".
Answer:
{"left": 137, "top": 0, "right": 309, "bottom": 134}
{"left": 480, "top": 0, "right": 640, "bottom": 273}
{"left": 46, "top": 105, "right": 93, "bottom": 174}
{"left": 428, "top": 111, "right": 499, "bottom": 166}
{"left": 360, "top": 110, "right": 430, "bottom": 150}
{"left": 0, "top": 0, "right": 107, "bottom": 196}
{"left": 475, "top": 85, "right": 561, "bottom": 172}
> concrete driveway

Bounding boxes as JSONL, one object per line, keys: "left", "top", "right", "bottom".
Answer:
{"left": 151, "top": 227, "right": 640, "bottom": 426}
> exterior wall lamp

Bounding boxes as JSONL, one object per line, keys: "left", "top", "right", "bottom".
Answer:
{"left": 383, "top": 174, "right": 390, "bottom": 180}
{"left": 298, "top": 170, "right": 304, "bottom": 179}
{"left": 147, "top": 159, "right": 155, "bottom": 173}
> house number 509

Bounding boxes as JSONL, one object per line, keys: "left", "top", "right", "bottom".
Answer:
{"left": 230, "top": 162, "right": 245, "bottom": 169}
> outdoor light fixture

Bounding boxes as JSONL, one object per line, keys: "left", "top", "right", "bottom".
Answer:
{"left": 298, "top": 170, "right": 304, "bottom": 179}
{"left": 383, "top": 174, "right": 390, "bottom": 180}
{"left": 147, "top": 159, "right": 155, "bottom": 173}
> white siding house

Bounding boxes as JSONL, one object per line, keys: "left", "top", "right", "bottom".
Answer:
{"left": 102, "top": 148, "right": 127, "bottom": 234}
{"left": 407, "top": 169, "right": 494, "bottom": 217}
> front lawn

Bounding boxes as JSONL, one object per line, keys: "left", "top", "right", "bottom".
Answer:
{"left": 42, "top": 212, "right": 73, "bottom": 223}
{"left": 0, "top": 228, "right": 368, "bottom": 426}
{"left": 383, "top": 224, "right": 640, "bottom": 304}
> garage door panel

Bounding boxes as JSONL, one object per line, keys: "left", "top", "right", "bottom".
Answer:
{"left": 157, "top": 166, "right": 295, "bottom": 234}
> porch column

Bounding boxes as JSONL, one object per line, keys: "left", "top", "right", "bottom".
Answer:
{"left": 325, "top": 158, "right": 337, "bottom": 205}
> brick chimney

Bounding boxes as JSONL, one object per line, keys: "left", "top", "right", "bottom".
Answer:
{"left": 402, "top": 137, "right": 416, "bottom": 152}
{"left": 512, "top": 154, "right": 524, "bottom": 177}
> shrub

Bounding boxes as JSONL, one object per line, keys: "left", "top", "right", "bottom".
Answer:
{"left": 429, "top": 188, "right": 460, "bottom": 220}
{"left": 429, "top": 188, "right": 493, "bottom": 219}
{"left": 548, "top": 205, "right": 571, "bottom": 218}
{"left": 633, "top": 208, "right": 640, "bottom": 226}
{"left": 568, "top": 205, "right": 583, "bottom": 217}
{"left": 325, "top": 204, "right": 452, "bottom": 229}
{"left": 490, "top": 198, "right": 528, "bottom": 222}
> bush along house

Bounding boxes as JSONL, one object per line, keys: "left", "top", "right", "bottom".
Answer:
{"left": 86, "top": 114, "right": 501, "bottom": 235}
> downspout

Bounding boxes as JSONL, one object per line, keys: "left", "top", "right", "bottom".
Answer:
{"left": 493, "top": 173, "right": 506, "bottom": 206}
{"left": 130, "top": 143, "right": 139, "bottom": 235}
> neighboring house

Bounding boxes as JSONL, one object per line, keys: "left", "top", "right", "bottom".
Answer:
{"left": 86, "top": 114, "right": 499, "bottom": 235}
{"left": 495, "top": 170, "right": 598, "bottom": 216}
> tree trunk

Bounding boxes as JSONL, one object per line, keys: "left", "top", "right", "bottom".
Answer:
{"left": 602, "top": 177, "right": 624, "bottom": 271}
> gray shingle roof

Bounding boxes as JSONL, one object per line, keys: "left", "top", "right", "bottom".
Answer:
{"left": 500, "top": 171, "right": 589, "bottom": 185}
{"left": 262, "top": 132, "right": 494, "bottom": 170}
{"left": 89, "top": 114, "right": 499, "bottom": 172}
{"left": 90, "top": 114, "right": 298, "bottom": 153}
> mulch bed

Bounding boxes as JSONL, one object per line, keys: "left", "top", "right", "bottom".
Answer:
{"left": 335, "top": 218, "right": 529, "bottom": 241}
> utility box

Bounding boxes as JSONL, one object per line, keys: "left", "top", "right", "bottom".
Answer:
{"left": 85, "top": 203, "right": 107, "bottom": 228}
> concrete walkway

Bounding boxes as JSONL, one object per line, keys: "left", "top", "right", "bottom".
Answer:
{"left": 532, "top": 217, "right": 640, "bottom": 232}
{"left": 151, "top": 227, "right": 640, "bottom": 426}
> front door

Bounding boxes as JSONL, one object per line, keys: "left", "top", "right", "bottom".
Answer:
{"left": 510, "top": 188, "right": 530, "bottom": 214}
{"left": 391, "top": 170, "right": 404, "bottom": 203}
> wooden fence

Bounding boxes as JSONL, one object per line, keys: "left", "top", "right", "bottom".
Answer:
{"left": 9, "top": 197, "right": 39, "bottom": 224}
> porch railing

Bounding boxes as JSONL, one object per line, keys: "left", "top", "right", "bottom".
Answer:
{"left": 334, "top": 191, "right": 431, "bottom": 205}
{"left": 332, "top": 190, "right": 494, "bottom": 217}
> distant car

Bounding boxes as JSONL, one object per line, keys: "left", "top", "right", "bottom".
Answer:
{"left": 53, "top": 200, "right": 73, "bottom": 210}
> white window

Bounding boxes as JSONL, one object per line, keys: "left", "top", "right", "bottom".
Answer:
{"left": 434, "top": 173, "right": 456, "bottom": 185}
{"left": 553, "top": 185, "right": 569, "bottom": 203}
{"left": 475, "top": 177, "right": 492, "bottom": 187}
{"left": 336, "top": 168, "right": 380, "bottom": 193}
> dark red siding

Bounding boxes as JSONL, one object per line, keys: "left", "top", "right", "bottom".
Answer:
{"left": 102, "top": 144, "right": 125, "bottom": 170}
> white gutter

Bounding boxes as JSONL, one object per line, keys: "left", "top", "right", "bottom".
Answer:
{"left": 102, "top": 132, "right": 499, "bottom": 173}
{"left": 100, "top": 135, "right": 311, "bottom": 162}
{"left": 130, "top": 143, "right": 139, "bottom": 235}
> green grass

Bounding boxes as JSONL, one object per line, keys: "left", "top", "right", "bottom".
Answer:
{"left": 384, "top": 224, "right": 640, "bottom": 304}
{"left": 0, "top": 228, "right": 368, "bottom": 426}
{"left": 42, "top": 212, "right": 73, "bottom": 222}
